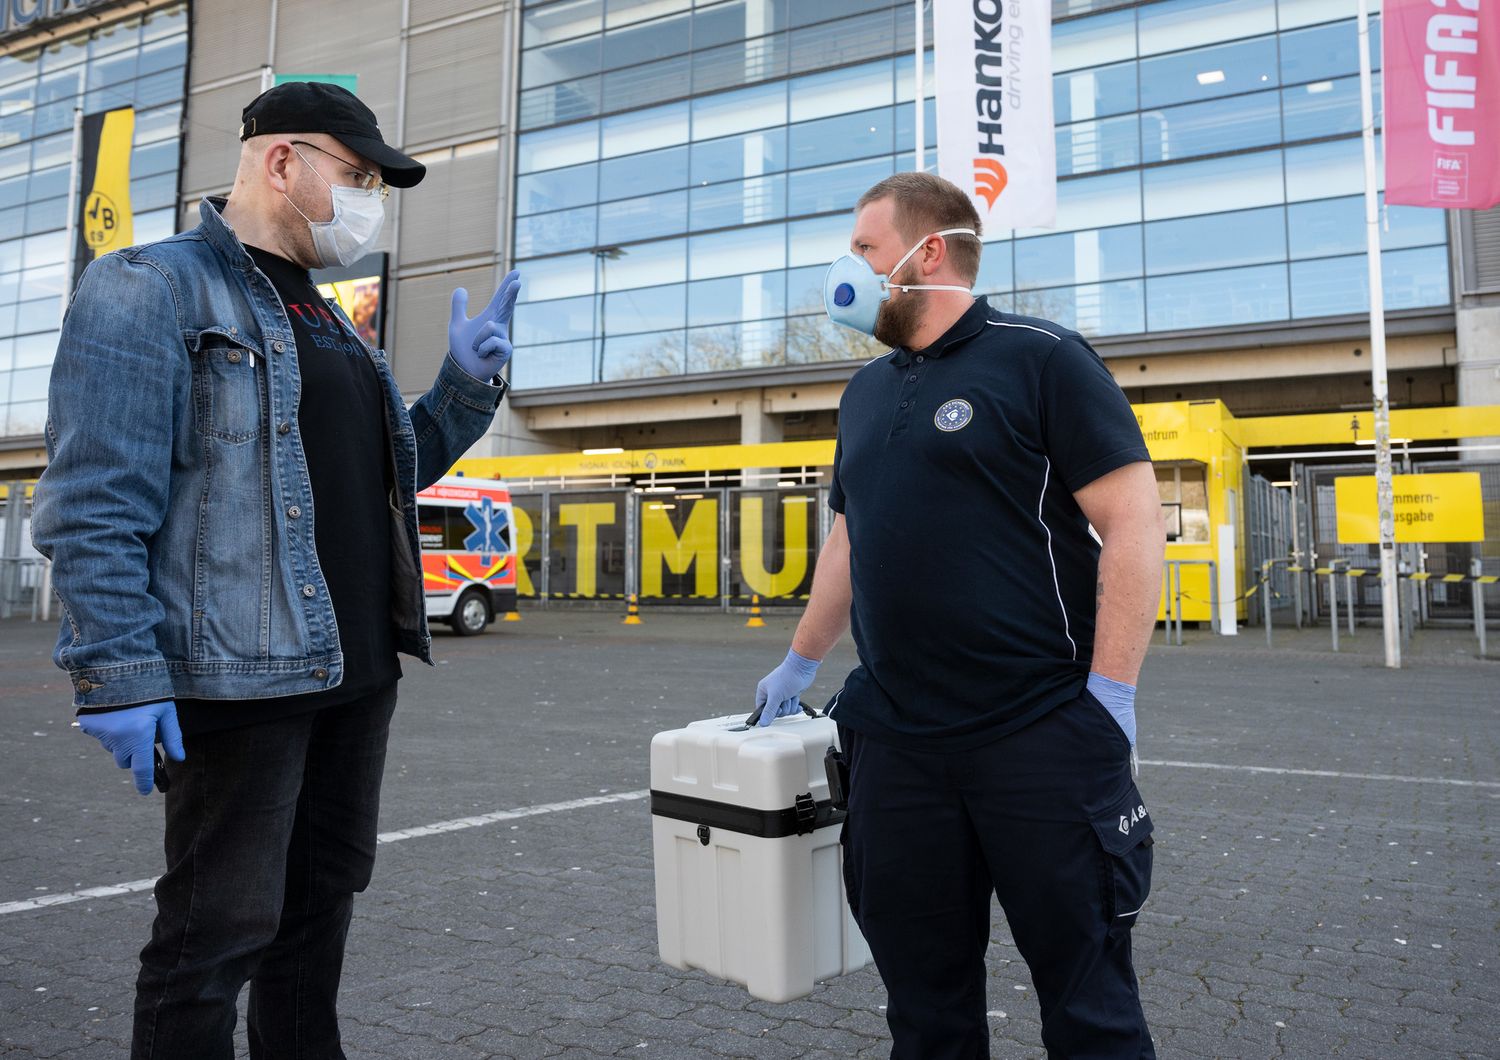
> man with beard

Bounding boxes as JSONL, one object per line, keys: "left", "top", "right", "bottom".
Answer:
{"left": 32, "top": 81, "right": 519, "bottom": 1058}
{"left": 752, "top": 172, "right": 1165, "bottom": 1058}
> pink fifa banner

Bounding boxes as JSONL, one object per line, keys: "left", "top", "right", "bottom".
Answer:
{"left": 1384, "top": 0, "right": 1500, "bottom": 209}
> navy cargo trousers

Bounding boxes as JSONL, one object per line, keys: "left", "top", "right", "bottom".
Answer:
{"left": 839, "top": 692, "right": 1156, "bottom": 1059}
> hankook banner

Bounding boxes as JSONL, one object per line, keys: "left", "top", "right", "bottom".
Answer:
{"left": 935, "top": 0, "right": 1057, "bottom": 229}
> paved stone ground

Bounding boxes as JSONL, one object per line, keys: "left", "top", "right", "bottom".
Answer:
{"left": 1, "top": 610, "right": 1497, "bottom": 1059}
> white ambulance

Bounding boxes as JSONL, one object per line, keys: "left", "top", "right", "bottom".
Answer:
{"left": 415, "top": 476, "right": 519, "bottom": 635}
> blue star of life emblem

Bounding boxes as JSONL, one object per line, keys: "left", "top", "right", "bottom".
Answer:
{"left": 463, "top": 497, "right": 510, "bottom": 564}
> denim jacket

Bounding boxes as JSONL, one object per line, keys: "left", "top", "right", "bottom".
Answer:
{"left": 31, "top": 197, "right": 507, "bottom": 708}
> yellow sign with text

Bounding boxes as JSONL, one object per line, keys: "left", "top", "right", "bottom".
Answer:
{"left": 641, "top": 498, "right": 719, "bottom": 597}
{"left": 1135, "top": 403, "right": 1191, "bottom": 459}
{"left": 1334, "top": 473, "right": 1484, "bottom": 543}
{"left": 738, "top": 495, "right": 809, "bottom": 598}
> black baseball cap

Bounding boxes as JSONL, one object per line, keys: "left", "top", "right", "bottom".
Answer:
{"left": 239, "top": 80, "right": 426, "bottom": 189}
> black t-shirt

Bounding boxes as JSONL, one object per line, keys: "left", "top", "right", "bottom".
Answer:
{"left": 825, "top": 296, "right": 1151, "bottom": 751}
{"left": 176, "top": 246, "right": 400, "bottom": 735}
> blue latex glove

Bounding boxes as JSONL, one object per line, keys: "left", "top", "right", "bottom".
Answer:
{"left": 448, "top": 269, "right": 521, "bottom": 382}
{"left": 77, "top": 700, "right": 185, "bottom": 796}
{"left": 1087, "top": 672, "right": 1136, "bottom": 746}
{"left": 753, "top": 648, "right": 821, "bottom": 727}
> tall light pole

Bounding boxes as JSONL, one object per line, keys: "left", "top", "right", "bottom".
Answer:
{"left": 1356, "top": 0, "right": 1400, "bottom": 668}
{"left": 914, "top": 0, "right": 925, "bottom": 170}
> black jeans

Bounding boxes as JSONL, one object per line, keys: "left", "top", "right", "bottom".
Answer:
{"left": 131, "top": 685, "right": 398, "bottom": 1060}
{"left": 840, "top": 693, "right": 1156, "bottom": 1060}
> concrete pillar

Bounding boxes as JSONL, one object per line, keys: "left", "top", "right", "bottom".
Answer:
{"left": 739, "top": 393, "right": 782, "bottom": 487}
{"left": 1456, "top": 303, "right": 1500, "bottom": 453}
{"left": 480, "top": 399, "right": 555, "bottom": 457}
{"left": 739, "top": 396, "right": 783, "bottom": 447}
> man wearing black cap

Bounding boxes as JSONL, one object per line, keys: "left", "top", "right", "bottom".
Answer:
{"left": 32, "top": 82, "right": 520, "bottom": 1057}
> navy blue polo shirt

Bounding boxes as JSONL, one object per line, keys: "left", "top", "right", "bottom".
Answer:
{"left": 826, "top": 296, "right": 1150, "bottom": 751}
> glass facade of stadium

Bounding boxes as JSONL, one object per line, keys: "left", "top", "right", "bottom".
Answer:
{"left": 0, "top": 1, "right": 187, "bottom": 442}
{"left": 508, "top": 0, "right": 1449, "bottom": 394}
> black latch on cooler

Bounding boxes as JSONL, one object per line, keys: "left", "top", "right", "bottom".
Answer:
{"left": 793, "top": 793, "right": 816, "bottom": 835}
{"left": 824, "top": 744, "right": 849, "bottom": 811}
{"left": 696, "top": 824, "right": 711, "bottom": 846}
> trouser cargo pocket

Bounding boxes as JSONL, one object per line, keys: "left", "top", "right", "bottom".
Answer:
{"left": 1091, "top": 785, "right": 1154, "bottom": 935}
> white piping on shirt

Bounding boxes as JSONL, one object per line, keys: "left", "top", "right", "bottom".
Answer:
{"left": 989, "top": 316, "right": 1074, "bottom": 657}
{"left": 986, "top": 319, "right": 1061, "bottom": 340}
{"left": 1038, "top": 458, "right": 1078, "bottom": 661}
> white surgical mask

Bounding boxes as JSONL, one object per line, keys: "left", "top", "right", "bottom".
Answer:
{"left": 284, "top": 145, "right": 385, "bottom": 268}
{"left": 823, "top": 228, "right": 976, "bottom": 335}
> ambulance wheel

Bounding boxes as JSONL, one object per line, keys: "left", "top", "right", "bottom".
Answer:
{"left": 452, "top": 589, "right": 491, "bottom": 636}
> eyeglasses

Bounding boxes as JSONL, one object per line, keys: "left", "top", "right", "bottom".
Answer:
{"left": 290, "top": 140, "right": 389, "bottom": 200}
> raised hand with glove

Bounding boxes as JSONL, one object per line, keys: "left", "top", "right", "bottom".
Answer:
{"left": 76, "top": 700, "right": 185, "bottom": 796}
{"left": 750, "top": 648, "right": 821, "bottom": 727}
{"left": 449, "top": 269, "right": 521, "bottom": 383}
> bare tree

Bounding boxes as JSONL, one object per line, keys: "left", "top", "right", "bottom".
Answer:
{"left": 605, "top": 339, "right": 686, "bottom": 380}
{"left": 783, "top": 314, "right": 886, "bottom": 364}
{"left": 599, "top": 291, "right": 1080, "bottom": 382}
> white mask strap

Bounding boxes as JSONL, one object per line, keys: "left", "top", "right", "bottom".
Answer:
{"left": 283, "top": 145, "right": 333, "bottom": 226}
{"left": 887, "top": 283, "right": 976, "bottom": 293}
{"left": 886, "top": 227, "right": 977, "bottom": 287}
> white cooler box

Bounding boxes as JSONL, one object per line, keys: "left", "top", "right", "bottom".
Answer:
{"left": 650, "top": 711, "right": 871, "bottom": 1003}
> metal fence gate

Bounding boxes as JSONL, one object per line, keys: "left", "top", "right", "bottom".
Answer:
{"left": 1298, "top": 460, "right": 1499, "bottom": 629}
{"left": 0, "top": 481, "right": 47, "bottom": 620}
{"left": 1243, "top": 472, "right": 1298, "bottom": 624}
{"left": 1412, "top": 460, "right": 1500, "bottom": 624}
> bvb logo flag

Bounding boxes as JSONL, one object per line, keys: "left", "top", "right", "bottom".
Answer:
{"left": 72, "top": 107, "right": 135, "bottom": 292}
{"left": 935, "top": 1, "right": 1057, "bottom": 230}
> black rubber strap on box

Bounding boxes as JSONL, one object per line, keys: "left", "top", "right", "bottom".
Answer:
{"left": 649, "top": 789, "right": 845, "bottom": 838}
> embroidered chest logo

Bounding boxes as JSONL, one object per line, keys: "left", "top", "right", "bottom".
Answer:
{"left": 935, "top": 398, "right": 974, "bottom": 432}
{"left": 1118, "top": 803, "right": 1148, "bottom": 835}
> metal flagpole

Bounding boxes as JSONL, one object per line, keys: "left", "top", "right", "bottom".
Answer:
{"left": 1356, "top": 0, "right": 1400, "bottom": 669}
{"left": 914, "top": 0, "right": 924, "bottom": 170}
{"left": 60, "top": 104, "right": 84, "bottom": 321}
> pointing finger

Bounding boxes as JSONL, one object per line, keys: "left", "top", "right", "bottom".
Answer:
{"left": 130, "top": 745, "right": 154, "bottom": 796}
{"left": 159, "top": 708, "right": 186, "bottom": 762}
{"left": 480, "top": 270, "right": 521, "bottom": 321}
{"left": 448, "top": 287, "right": 470, "bottom": 326}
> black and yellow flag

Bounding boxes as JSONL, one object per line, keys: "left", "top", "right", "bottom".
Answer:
{"left": 72, "top": 106, "right": 135, "bottom": 291}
